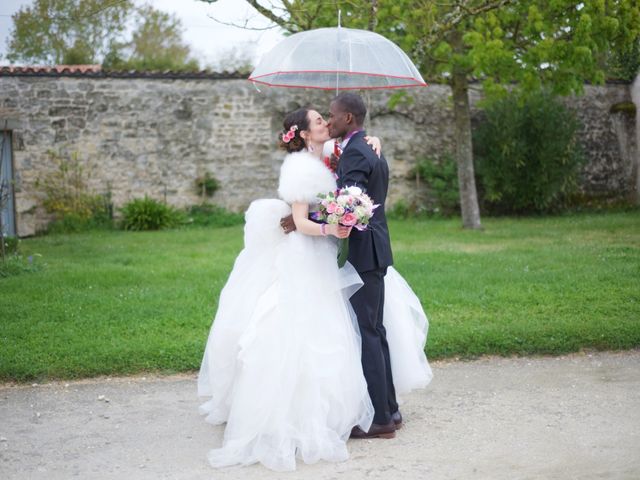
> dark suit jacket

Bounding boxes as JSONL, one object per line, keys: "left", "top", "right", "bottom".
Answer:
{"left": 336, "top": 130, "right": 393, "bottom": 273}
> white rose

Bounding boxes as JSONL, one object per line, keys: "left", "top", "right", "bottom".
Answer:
{"left": 346, "top": 186, "right": 362, "bottom": 196}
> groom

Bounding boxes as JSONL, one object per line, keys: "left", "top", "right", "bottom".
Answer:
{"left": 281, "top": 93, "right": 399, "bottom": 439}
{"left": 329, "top": 93, "right": 399, "bottom": 439}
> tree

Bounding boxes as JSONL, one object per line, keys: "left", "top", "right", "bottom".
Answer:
{"left": 377, "top": 0, "right": 638, "bottom": 227}
{"left": 105, "top": 5, "right": 199, "bottom": 71}
{"left": 202, "top": 0, "right": 639, "bottom": 228}
{"left": 7, "top": 1, "right": 200, "bottom": 71}
{"left": 607, "top": 35, "right": 640, "bottom": 81}
{"left": 6, "top": 0, "right": 133, "bottom": 65}
{"left": 207, "top": 44, "right": 255, "bottom": 74}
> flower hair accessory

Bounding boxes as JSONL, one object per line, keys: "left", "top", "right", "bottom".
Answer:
{"left": 282, "top": 124, "right": 298, "bottom": 143}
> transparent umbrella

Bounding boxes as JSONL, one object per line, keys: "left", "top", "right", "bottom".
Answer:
{"left": 249, "top": 25, "right": 426, "bottom": 91}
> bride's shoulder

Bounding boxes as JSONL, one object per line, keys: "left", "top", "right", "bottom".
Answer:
{"left": 278, "top": 151, "right": 335, "bottom": 204}
{"left": 279, "top": 150, "right": 325, "bottom": 177}
{"left": 281, "top": 150, "right": 317, "bottom": 165}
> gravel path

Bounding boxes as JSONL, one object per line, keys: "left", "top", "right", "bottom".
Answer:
{"left": 1, "top": 350, "right": 639, "bottom": 479}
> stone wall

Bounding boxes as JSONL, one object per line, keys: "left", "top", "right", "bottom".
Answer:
{"left": 0, "top": 72, "right": 637, "bottom": 237}
{"left": 632, "top": 75, "right": 640, "bottom": 203}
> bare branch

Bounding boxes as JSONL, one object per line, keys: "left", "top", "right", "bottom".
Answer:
{"left": 245, "top": 0, "right": 298, "bottom": 32}
{"left": 205, "top": 14, "right": 280, "bottom": 31}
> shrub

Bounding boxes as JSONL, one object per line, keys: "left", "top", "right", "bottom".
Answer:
{"left": 119, "top": 196, "right": 185, "bottom": 231}
{"left": 607, "top": 37, "right": 640, "bottom": 82}
{"left": 184, "top": 204, "right": 243, "bottom": 228}
{"left": 2, "top": 236, "right": 19, "bottom": 256}
{"left": 35, "top": 150, "right": 113, "bottom": 232}
{"left": 195, "top": 173, "right": 220, "bottom": 199}
{"left": 414, "top": 153, "right": 460, "bottom": 216}
{"left": 0, "top": 239, "right": 43, "bottom": 278}
{"left": 387, "top": 199, "right": 412, "bottom": 220}
{"left": 0, "top": 254, "right": 44, "bottom": 278}
{"left": 473, "top": 90, "right": 586, "bottom": 214}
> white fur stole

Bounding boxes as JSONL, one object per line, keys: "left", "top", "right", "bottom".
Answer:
{"left": 277, "top": 151, "right": 337, "bottom": 204}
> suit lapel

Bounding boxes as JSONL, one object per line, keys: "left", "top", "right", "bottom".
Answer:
{"left": 341, "top": 130, "right": 367, "bottom": 155}
{"left": 337, "top": 130, "right": 367, "bottom": 185}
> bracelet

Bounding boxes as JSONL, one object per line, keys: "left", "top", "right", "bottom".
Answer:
{"left": 320, "top": 224, "right": 327, "bottom": 236}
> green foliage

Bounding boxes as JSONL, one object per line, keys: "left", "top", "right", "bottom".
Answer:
{"left": 607, "top": 36, "right": 640, "bottom": 81}
{"left": 387, "top": 199, "right": 412, "bottom": 220}
{"left": 195, "top": 173, "right": 220, "bottom": 198}
{"left": 415, "top": 154, "right": 460, "bottom": 216}
{"left": 119, "top": 196, "right": 184, "bottom": 231}
{"left": 0, "top": 253, "right": 43, "bottom": 279}
{"left": 563, "top": 192, "right": 639, "bottom": 213}
{"left": 238, "top": 0, "right": 639, "bottom": 228}
{"left": 0, "top": 239, "right": 43, "bottom": 278}
{"left": 6, "top": 0, "right": 133, "bottom": 64}
{"left": 239, "top": 1, "right": 639, "bottom": 97}
{"left": 184, "top": 204, "right": 244, "bottom": 228}
{"left": 46, "top": 202, "right": 113, "bottom": 234}
{"left": 388, "top": 154, "right": 460, "bottom": 219}
{"left": 35, "top": 150, "right": 113, "bottom": 233}
{"left": 7, "top": 1, "right": 199, "bottom": 71}
{"left": 473, "top": 91, "right": 586, "bottom": 214}
{"left": 610, "top": 101, "right": 637, "bottom": 115}
{"left": 104, "top": 5, "right": 199, "bottom": 71}
{"left": 61, "top": 39, "right": 94, "bottom": 65}
{"left": 375, "top": 0, "right": 640, "bottom": 98}
{"left": 2, "top": 236, "right": 20, "bottom": 255}
{"left": 205, "top": 44, "right": 255, "bottom": 73}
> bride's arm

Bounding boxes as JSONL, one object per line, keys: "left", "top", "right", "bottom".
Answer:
{"left": 291, "top": 202, "right": 351, "bottom": 238}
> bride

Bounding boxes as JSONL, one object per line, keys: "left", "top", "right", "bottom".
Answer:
{"left": 197, "top": 107, "right": 432, "bottom": 471}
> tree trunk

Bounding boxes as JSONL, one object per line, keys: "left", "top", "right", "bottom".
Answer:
{"left": 451, "top": 32, "right": 482, "bottom": 229}
{"left": 368, "top": 0, "right": 378, "bottom": 31}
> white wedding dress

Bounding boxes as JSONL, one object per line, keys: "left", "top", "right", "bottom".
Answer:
{"left": 197, "top": 150, "right": 433, "bottom": 471}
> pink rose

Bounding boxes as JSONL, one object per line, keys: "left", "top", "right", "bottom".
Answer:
{"left": 326, "top": 202, "right": 338, "bottom": 214}
{"left": 341, "top": 212, "right": 358, "bottom": 226}
{"left": 335, "top": 206, "right": 345, "bottom": 215}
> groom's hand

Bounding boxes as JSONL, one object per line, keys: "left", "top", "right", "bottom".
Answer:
{"left": 280, "top": 214, "right": 296, "bottom": 234}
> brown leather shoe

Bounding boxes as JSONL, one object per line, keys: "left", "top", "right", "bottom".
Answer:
{"left": 392, "top": 410, "right": 403, "bottom": 430}
{"left": 350, "top": 421, "right": 396, "bottom": 439}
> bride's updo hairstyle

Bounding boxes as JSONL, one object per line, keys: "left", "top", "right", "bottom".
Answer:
{"left": 278, "top": 108, "right": 310, "bottom": 153}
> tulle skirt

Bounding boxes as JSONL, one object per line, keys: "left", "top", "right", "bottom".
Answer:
{"left": 197, "top": 199, "right": 432, "bottom": 471}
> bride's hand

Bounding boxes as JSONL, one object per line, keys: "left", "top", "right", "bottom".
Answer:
{"left": 326, "top": 224, "right": 352, "bottom": 239}
{"left": 364, "top": 135, "right": 382, "bottom": 158}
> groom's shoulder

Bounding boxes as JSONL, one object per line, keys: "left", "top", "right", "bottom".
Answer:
{"left": 344, "top": 133, "right": 372, "bottom": 157}
{"left": 346, "top": 133, "right": 385, "bottom": 164}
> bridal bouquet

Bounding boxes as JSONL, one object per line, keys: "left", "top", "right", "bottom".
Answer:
{"left": 311, "top": 186, "right": 378, "bottom": 267}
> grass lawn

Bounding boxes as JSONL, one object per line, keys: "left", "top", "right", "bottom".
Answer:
{"left": 1, "top": 211, "right": 639, "bottom": 382}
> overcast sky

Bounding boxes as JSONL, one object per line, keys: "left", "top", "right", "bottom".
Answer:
{"left": 0, "top": 0, "right": 285, "bottom": 68}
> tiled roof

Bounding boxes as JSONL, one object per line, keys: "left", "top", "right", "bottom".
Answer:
{"left": 2, "top": 64, "right": 103, "bottom": 74}
{"left": 0, "top": 65, "right": 247, "bottom": 79}
{"left": 0, "top": 65, "right": 631, "bottom": 84}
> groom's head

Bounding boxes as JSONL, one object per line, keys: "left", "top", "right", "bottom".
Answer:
{"left": 328, "top": 93, "right": 366, "bottom": 139}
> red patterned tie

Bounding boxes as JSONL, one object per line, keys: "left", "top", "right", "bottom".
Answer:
{"left": 334, "top": 140, "right": 343, "bottom": 158}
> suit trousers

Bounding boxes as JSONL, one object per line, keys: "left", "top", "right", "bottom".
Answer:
{"left": 350, "top": 267, "right": 398, "bottom": 425}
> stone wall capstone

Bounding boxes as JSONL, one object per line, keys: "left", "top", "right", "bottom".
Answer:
{"left": 0, "top": 71, "right": 636, "bottom": 237}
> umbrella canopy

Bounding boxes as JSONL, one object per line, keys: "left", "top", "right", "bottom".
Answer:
{"left": 249, "top": 27, "right": 426, "bottom": 90}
